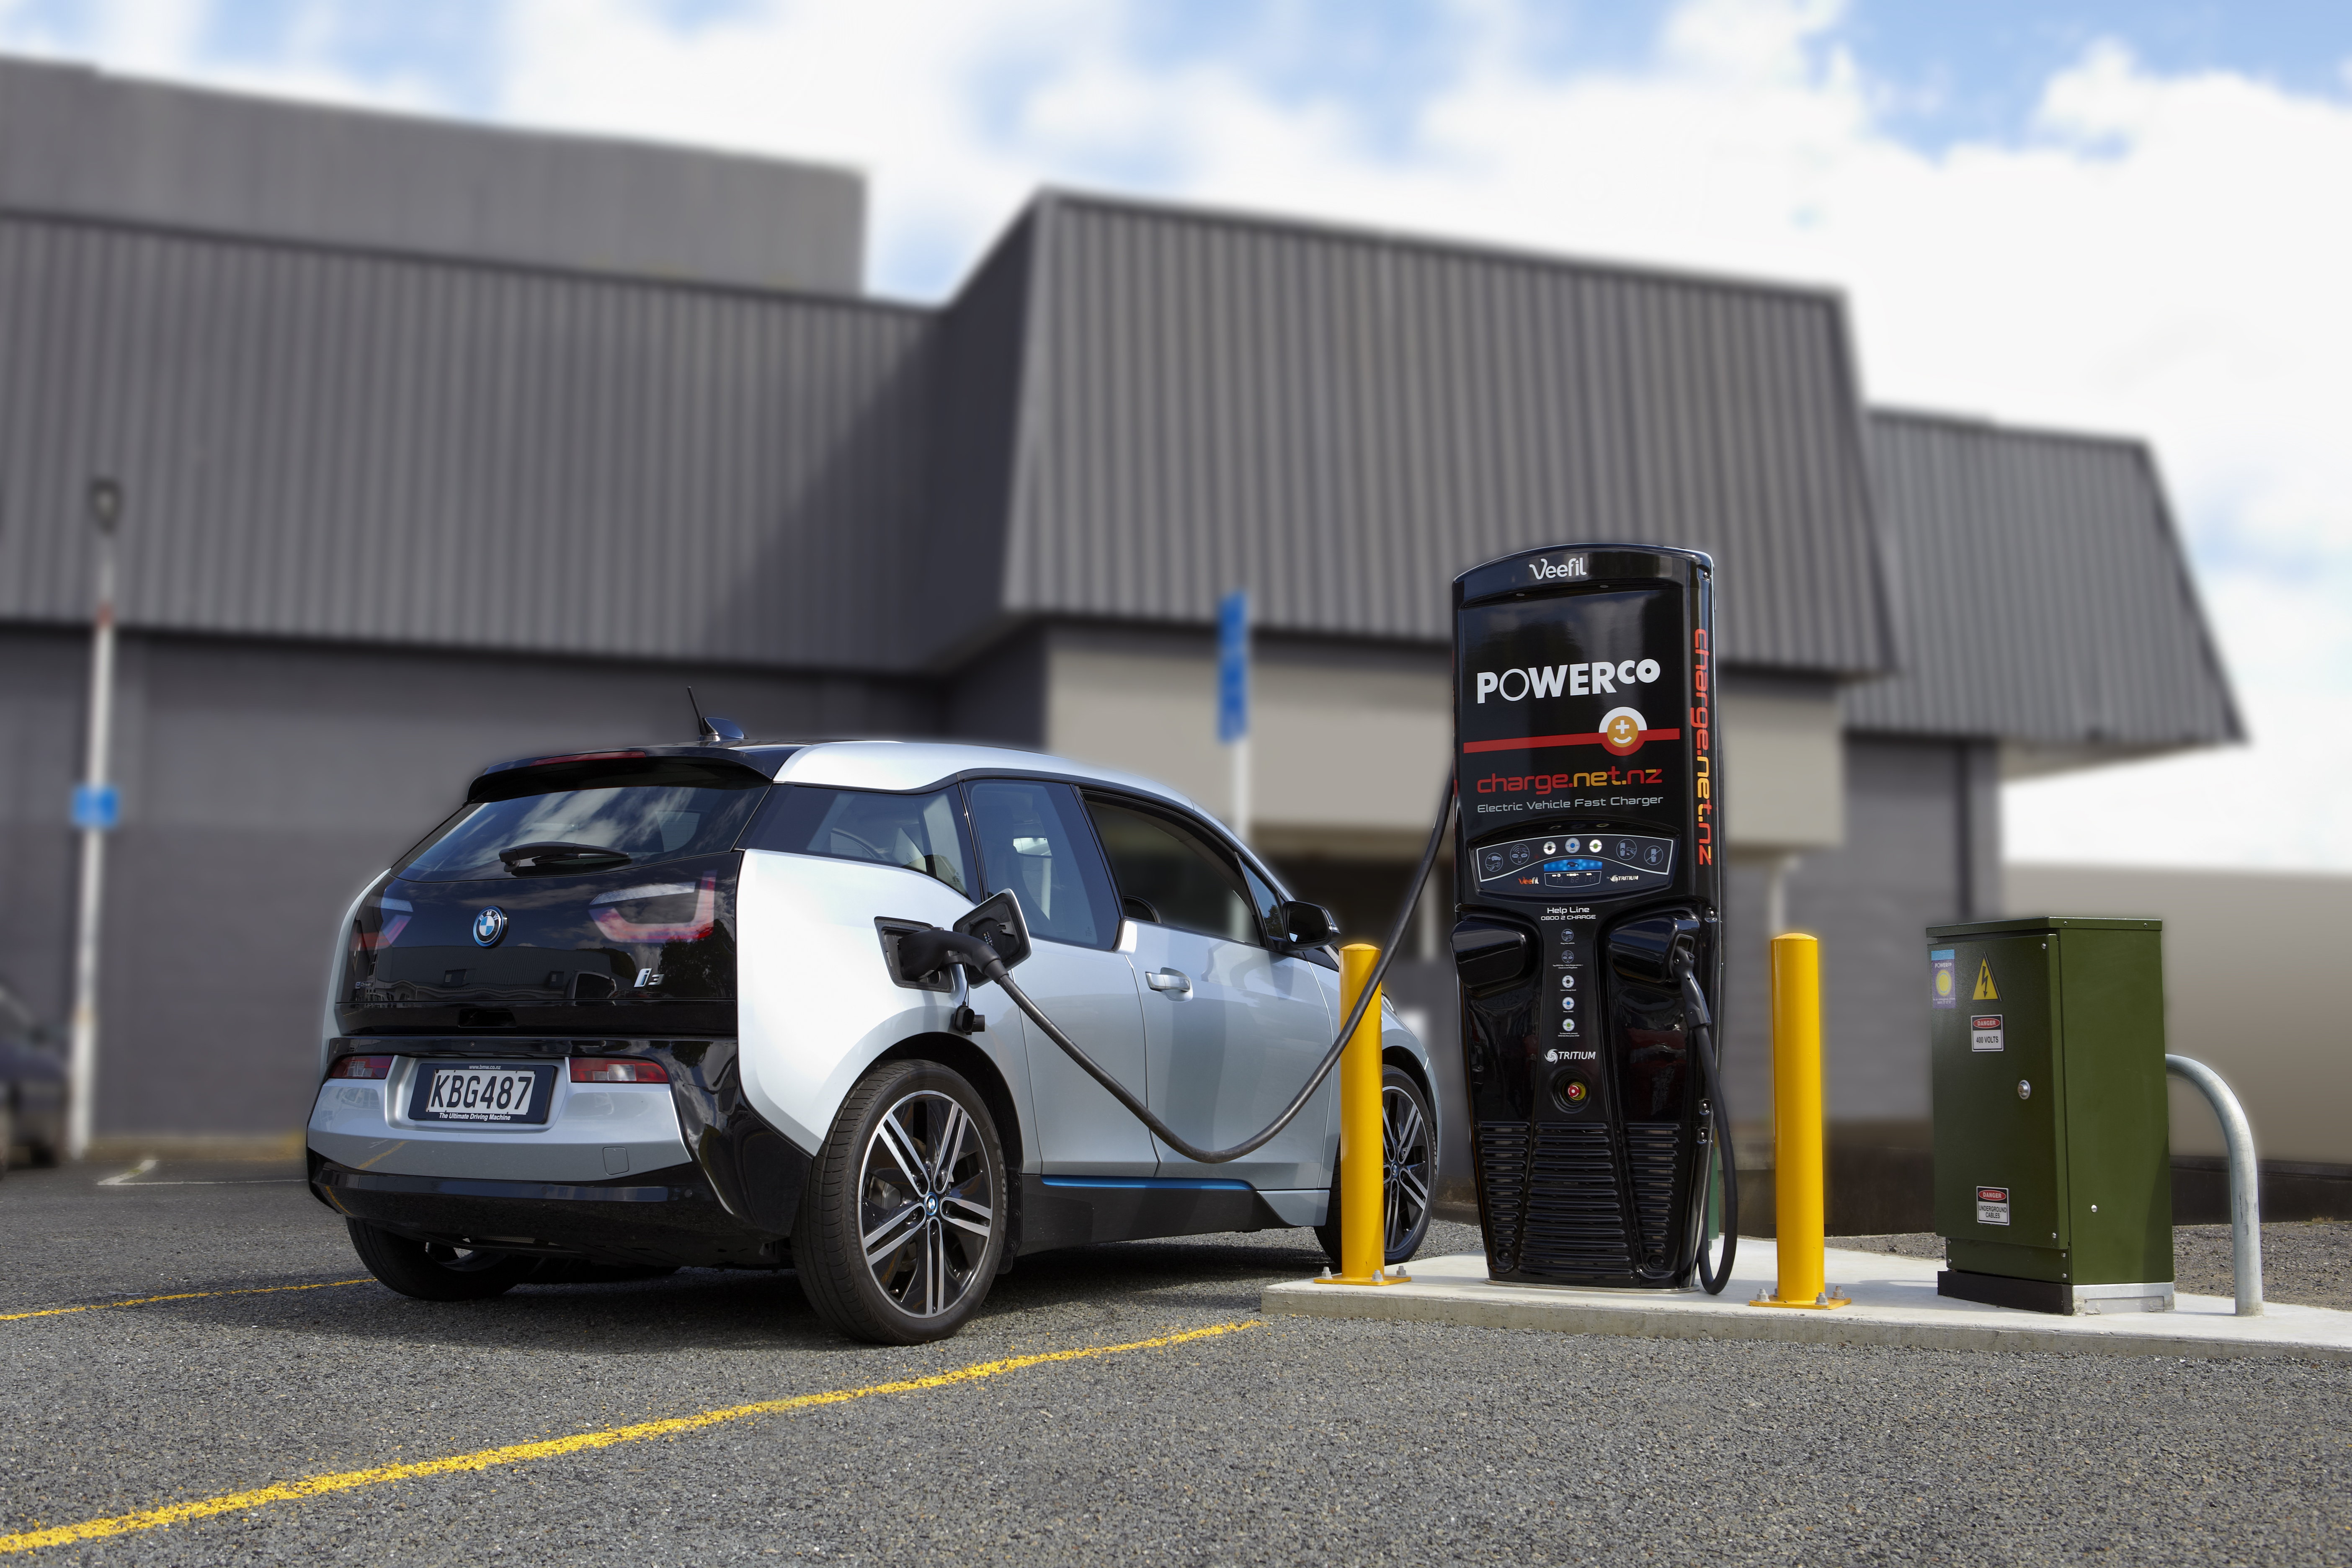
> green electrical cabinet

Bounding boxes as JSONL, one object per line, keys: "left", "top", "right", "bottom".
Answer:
{"left": 1926, "top": 917, "right": 2174, "bottom": 1315}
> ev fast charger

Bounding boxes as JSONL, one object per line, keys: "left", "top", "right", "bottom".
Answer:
{"left": 1450, "top": 545, "right": 1726, "bottom": 1288}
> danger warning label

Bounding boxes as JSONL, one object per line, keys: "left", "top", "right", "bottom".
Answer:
{"left": 1971, "top": 1014, "right": 2004, "bottom": 1052}
{"left": 1976, "top": 1186, "right": 2012, "bottom": 1227}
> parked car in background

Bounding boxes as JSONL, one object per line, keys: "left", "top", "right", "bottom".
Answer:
{"left": 0, "top": 983, "right": 66, "bottom": 1172}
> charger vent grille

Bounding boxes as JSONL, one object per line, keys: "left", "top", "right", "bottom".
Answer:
{"left": 1474, "top": 1122, "right": 1529, "bottom": 1264}
{"left": 1624, "top": 1123, "right": 1684, "bottom": 1274}
{"left": 1518, "top": 1124, "right": 1632, "bottom": 1278}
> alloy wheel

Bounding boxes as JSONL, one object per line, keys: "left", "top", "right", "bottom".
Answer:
{"left": 857, "top": 1089, "right": 995, "bottom": 1319}
{"left": 1382, "top": 1081, "right": 1432, "bottom": 1253}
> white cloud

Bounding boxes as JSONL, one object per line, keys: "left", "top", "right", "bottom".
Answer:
{"left": 8, "top": 0, "right": 2350, "bottom": 868}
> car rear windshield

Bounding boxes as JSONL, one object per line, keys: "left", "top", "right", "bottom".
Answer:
{"left": 398, "top": 762, "right": 769, "bottom": 882}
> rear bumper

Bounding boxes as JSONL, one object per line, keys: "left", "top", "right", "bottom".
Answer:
{"left": 307, "top": 1039, "right": 814, "bottom": 1266}
{"left": 311, "top": 1155, "right": 795, "bottom": 1269}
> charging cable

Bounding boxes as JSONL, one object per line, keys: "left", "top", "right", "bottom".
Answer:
{"left": 900, "top": 776, "right": 1458, "bottom": 1166}
{"left": 1679, "top": 964, "right": 1738, "bottom": 1295}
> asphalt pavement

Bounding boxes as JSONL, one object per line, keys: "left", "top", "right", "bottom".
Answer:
{"left": 4, "top": 1159, "right": 2347, "bottom": 1565}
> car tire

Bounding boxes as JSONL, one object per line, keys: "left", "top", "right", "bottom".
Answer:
{"left": 794, "top": 1059, "right": 1006, "bottom": 1345}
{"left": 345, "top": 1219, "right": 539, "bottom": 1301}
{"left": 1315, "top": 1064, "right": 1435, "bottom": 1271}
{"left": 0, "top": 1102, "right": 13, "bottom": 1179}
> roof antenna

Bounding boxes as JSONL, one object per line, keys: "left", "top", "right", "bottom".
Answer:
{"left": 686, "top": 685, "right": 744, "bottom": 745}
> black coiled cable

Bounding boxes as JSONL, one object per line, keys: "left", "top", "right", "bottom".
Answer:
{"left": 1682, "top": 968, "right": 1739, "bottom": 1295}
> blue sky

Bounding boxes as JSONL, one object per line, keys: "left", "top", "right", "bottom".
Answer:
{"left": 13, "top": 3, "right": 2345, "bottom": 146}
{"left": 5, "top": 1, "right": 2350, "bottom": 870}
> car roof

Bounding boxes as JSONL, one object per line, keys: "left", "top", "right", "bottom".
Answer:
{"left": 774, "top": 740, "right": 1204, "bottom": 817}
{"left": 470, "top": 736, "right": 1212, "bottom": 832}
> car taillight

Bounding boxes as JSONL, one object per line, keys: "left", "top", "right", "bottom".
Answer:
{"left": 569, "top": 1058, "right": 668, "bottom": 1083}
{"left": 588, "top": 874, "right": 719, "bottom": 943}
{"left": 328, "top": 1055, "right": 395, "bottom": 1080}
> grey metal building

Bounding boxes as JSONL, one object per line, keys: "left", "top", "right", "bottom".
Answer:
{"left": 0, "top": 59, "right": 2239, "bottom": 1175}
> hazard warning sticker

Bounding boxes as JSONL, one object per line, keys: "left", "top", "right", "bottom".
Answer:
{"left": 1930, "top": 948, "right": 1957, "bottom": 1010}
{"left": 1976, "top": 1186, "right": 2012, "bottom": 1226}
{"left": 1973, "top": 959, "right": 2000, "bottom": 1001}
{"left": 1971, "top": 1014, "right": 2004, "bottom": 1052}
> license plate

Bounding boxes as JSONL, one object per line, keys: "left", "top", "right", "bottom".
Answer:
{"left": 409, "top": 1064, "right": 553, "bottom": 1125}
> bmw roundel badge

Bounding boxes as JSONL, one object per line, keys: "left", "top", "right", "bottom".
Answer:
{"left": 472, "top": 906, "right": 508, "bottom": 947}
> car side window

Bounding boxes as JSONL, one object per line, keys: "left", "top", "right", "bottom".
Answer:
{"left": 1083, "top": 796, "right": 1259, "bottom": 944}
{"left": 741, "top": 785, "right": 973, "bottom": 897}
{"left": 965, "top": 779, "right": 1118, "bottom": 949}
{"left": 1240, "top": 862, "right": 1285, "bottom": 932}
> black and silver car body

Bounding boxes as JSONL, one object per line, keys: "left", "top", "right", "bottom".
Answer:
{"left": 307, "top": 739, "right": 1436, "bottom": 1337}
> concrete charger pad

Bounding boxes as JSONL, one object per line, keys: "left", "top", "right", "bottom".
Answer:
{"left": 1266, "top": 1240, "right": 2352, "bottom": 1363}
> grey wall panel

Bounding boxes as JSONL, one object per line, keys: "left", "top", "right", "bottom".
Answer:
{"left": 1777, "top": 736, "right": 1978, "bottom": 1124}
{"left": 918, "top": 214, "right": 1039, "bottom": 666}
{"left": 0, "top": 56, "right": 864, "bottom": 291}
{"left": 0, "top": 628, "right": 86, "bottom": 1029}
{"left": 1849, "top": 411, "right": 2241, "bottom": 749}
{"left": 1716, "top": 737, "right": 1981, "bottom": 1132}
{"left": 30, "top": 631, "right": 938, "bottom": 1134}
{"left": 0, "top": 214, "right": 934, "bottom": 671}
{"left": 999, "top": 196, "right": 1895, "bottom": 676}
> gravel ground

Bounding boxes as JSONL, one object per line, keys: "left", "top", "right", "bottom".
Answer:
{"left": 1834, "top": 1224, "right": 2352, "bottom": 1310}
{"left": 5, "top": 1161, "right": 2348, "bottom": 1566}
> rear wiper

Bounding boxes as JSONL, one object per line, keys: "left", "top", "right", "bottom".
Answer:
{"left": 499, "top": 841, "right": 633, "bottom": 873}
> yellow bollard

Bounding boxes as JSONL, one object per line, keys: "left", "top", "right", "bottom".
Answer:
{"left": 1314, "top": 943, "right": 1409, "bottom": 1286}
{"left": 1754, "top": 932, "right": 1847, "bottom": 1308}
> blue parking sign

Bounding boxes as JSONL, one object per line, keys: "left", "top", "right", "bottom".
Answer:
{"left": 1217, "top": 589, "right": 1248, "bottom": 743}
{"left": 72, "top": 781, "right": 119, "bottom": 831}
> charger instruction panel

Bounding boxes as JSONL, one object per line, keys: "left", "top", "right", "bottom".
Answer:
{"left": 1473, "top": 831, "right": 1676, "bottom": 896}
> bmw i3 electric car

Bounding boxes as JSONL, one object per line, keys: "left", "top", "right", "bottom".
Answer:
{"left": 308, "top": 738, "right": 1438, "bottom": 1342}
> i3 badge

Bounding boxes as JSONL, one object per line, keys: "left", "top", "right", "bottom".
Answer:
{"left": 472, "top": 906, "right": 508, "bottom": 947}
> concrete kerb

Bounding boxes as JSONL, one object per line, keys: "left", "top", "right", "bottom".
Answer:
{"left": 1265, "top": 1242, "right": 2352, "bottom": 1365}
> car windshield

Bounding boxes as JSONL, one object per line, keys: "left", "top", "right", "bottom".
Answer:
{"left": 399, "top": 781, "right": 766, "bottom": 881}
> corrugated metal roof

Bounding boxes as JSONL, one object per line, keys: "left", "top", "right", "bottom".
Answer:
{"left": 1847, "top": 410, "right": 2242, "bottom": 750}
{"left": 0, "top": 188, "right": 2238, "bottom": 755}
{"left": 993, "top": 193, "right": 1898, "bottom": 676}
{"left": 0, "top": 55, "right": 864, "bottom": 292}
{"left": 0, "top": 213, "right": 933, "bottom": 670}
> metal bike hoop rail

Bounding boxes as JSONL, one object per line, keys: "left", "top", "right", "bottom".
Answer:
{"left": 2164, "top": 1053, "right": 2263, "bottom": 1317}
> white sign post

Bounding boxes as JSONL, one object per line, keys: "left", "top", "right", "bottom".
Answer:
{"left": 1218, "top": 588, "right": 1250, "bottom": 843}
{"left": 66, "top": 479, "right": 122, "bottom": 1161}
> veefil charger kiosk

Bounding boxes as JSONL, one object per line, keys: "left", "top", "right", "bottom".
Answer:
{"left": 1451, "top": 544, "right": 1725, "bottom": 1288}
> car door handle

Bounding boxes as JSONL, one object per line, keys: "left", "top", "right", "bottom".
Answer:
{"left": 1145, "top": 968, "right": 1192, "bottom": 996}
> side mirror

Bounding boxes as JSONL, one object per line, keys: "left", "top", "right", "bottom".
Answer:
{"left": 954, "top": 889, "right": 1033, "bottom": 971}
{"left": 1276, "top": 900, "right": 1338, "bottom": 948}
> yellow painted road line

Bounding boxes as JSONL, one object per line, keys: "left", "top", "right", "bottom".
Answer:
{"left": 0, "top": 1319, "right": 1259, "bottom": 1556}
{"left": 0, "top": 1279, "right": 373, "bottom": 1323}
